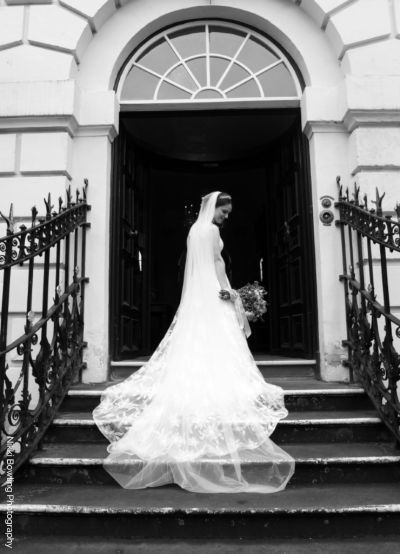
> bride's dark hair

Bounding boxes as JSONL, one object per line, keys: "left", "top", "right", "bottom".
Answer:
{"left": 215, "top": 192, "right": 232, "bottom": 208}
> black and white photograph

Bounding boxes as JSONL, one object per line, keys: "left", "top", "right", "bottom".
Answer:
{"left": 0, "top": 1, "right": 400, "bottom": 552}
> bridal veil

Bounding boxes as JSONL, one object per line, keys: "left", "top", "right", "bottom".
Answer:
{"left": 92, "top": 191, "right": 295, "bottom": 493}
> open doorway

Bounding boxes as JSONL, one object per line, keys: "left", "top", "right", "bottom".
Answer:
{"left": 109, "top": 109, "right": 318, "bottom": 361}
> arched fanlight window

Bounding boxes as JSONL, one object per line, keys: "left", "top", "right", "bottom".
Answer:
{"left": 118, "top": 21, "right": 302, "bottom": 106}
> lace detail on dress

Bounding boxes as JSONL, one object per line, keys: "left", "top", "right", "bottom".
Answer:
{"left": 94, "top": 310, "right": 180, "bottom": 441}
{"left": 95, "top": 378, "right": 287, "bottom": 456}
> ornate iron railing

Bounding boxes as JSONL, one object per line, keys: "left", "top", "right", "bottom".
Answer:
{"left": 335, "top": 177, "right": 400, "bottom": 444}
{"left": 0, "top": 183, "right": 90, "bottom": 485}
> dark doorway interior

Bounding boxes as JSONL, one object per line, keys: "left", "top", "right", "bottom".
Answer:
{"left": 147, "top": 160, "right": 272, "bottom": 353}
{"left": 109, "top": 109, "right": 318, "bottom": 360}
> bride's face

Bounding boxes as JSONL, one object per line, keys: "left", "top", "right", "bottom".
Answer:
{"left": 213, "top": 203, "right": 232, "bottom": 226}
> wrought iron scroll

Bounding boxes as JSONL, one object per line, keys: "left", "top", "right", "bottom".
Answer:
{"left": 0, "top": 183, "right": 90, "bottom": 485}
{"left": 335, "top": 177, "right": 400, "bottom": 444}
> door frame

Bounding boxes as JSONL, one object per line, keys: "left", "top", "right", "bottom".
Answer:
{"left": 109, "top": 109, "right": 319, "bottom": 363}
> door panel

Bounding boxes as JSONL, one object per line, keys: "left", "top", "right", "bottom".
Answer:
{"left": 110, "top": 121, "right": 150, "bottom": 359}
{"left": 268, "top": 117, "right": 317, "bottom": 357}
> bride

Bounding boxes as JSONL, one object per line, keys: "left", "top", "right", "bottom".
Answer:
{"left": 92, "top": 191, "right": 295, "bottom": 493}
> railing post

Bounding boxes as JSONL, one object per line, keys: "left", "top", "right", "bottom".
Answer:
{"left": 335, "top": 178, "right": 354, "bottom": 382}
{"left": 0, "top": 205, "right": 14, "bottom": 423}
{"left": 20, "top": 208, "right": 37, "bottom": 441}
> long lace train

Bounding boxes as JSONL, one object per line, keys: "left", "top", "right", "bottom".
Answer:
{"left": 92, "top": 294, "right": 295, "bottom": 493}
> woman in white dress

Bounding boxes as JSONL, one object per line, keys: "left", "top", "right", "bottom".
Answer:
{"left": 92, "top": 191, "right": 295, "bottom": 493}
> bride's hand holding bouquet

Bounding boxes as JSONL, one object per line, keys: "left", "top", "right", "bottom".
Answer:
{"left": 219, "top": 281, "right": 268, "bottom": 323}
{"left": 219, "top": 288, "right": 238, "bottom": 301}
{"left": 230, "top": 281, "right": 269, "bottom": 323}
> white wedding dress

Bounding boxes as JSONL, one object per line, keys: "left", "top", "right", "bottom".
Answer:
{"left": 92, "top": 192, "right": 295, "bottom": 493}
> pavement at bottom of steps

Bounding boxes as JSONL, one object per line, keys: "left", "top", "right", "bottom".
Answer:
{"left": 11, "top": 536, "right": 400, "bottom": 554}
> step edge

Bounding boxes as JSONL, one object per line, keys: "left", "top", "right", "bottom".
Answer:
{"left": 1, "top": 504, "right": 400, "bottom": 515}
{"left": 26, "top": 455, "right": 400, "bottom": 465}
{"left": 51, "top": 417, "right": 383, "bottom": 426}
{"left": 285, "top": 389, "right": 365, "bottom": 395}
{"left": 110, "top": 360, "right": 318, "bottom": 368}
{"left": 66, "top": 388, "right": 365, "bottom": 397}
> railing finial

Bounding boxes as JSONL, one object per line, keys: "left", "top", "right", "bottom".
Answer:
{"left": 336, "top": 176, "right": 343, "bottom": 199}
{"left": 83, "top": 178, "right": 89, "bottom": 202}
{"left": 0, "top": 203, "right": 14, "bottom": 234}
{"left": 395, "top": 202, "right": 400, "bottom": 222}
{"left": 44, "top": 193, "right": 53, "bottom": 220}
{"left": 352, "top": 183, "right": 360, "bottom": 205}
{"left": 66, "top": 185, "right": 72, "bottom": 208}
{"left": 371, "top": 187, "right": 385, "bottom": 216}
{"left": 31, "top": 205, "right": 38, "bottom": 226}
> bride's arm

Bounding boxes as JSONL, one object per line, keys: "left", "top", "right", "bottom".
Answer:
{"left": 215, "top": 258, "right": 230, "bottom": 290}
{"left": 211, "top": 225, "right": 231, "bottom": 290}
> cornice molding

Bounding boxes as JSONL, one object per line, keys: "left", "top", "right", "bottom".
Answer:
{"left": 0, "top": 115, "right": 118, "bottom": 141}
{"left": 304, "top": 108, "right": 400, "bottom": 139}
{"left": 343, "top": 109, "right": 400, "bottom": 133}
{"left": 303, "top": 120, "right": 347, "bottom": 140}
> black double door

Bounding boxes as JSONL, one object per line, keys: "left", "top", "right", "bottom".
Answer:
{"left": 265, "top": 118, "right": 317, "bottom": 357}
{"left": 109, "top": 121, "right": 151, "bottom": 359}
{"left": 110, "top": 115, "right": 317, "bottom": 360}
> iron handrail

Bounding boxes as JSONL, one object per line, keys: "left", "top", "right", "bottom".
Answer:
{"left": 0, "top": 279, "right": 87, "bottom": 357}
{"left": 335, "top": 177, "right": 400, "bottom": 444}
{"left": 0, "top": 183, "right": 90, "bottom": 486}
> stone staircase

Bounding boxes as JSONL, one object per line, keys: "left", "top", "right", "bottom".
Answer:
{"left": 4, "top": 357, "right": 400, "bottom": 552}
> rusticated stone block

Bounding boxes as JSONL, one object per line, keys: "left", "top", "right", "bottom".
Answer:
{"left": 20, "top": 132, "right": 72, "bottom": 176}
{"left": 342, "top": 39, "right": 400, "bottom": 76}
{"left": 326, "top": 0, "right": 391, "bottom": 59}
{"left": 0, "top": 175, "right": 68, "bottom": 213}
{"left": 0, "top": 134, "right": 16, "bottom": 174}
{"left": 59, "top": 0, "right": 116, "bottom": 32}
{"left": 27, "top": 5, "right": 92, "bottom": 63}
{"left": 0, "top": 81, "right": 76, "bottom": 118}
{"left": 394, "top": 0, "right": 400, "bottom": 38}
{"left": 0, "top": 6, "right": 23, "bottom": 51}
{"left": 0, "top": 45, "right": 76, "bottom": 82}
{"left": 301, "top": 0, "right": 352, "bottom": 28}
{"left": 349, "top": 127, "right": 400, "bottom": 173}
{"left": 345, "top": 75, "right": 400, "bottom": 111}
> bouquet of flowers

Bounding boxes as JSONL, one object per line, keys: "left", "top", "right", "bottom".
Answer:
{"left": 237, "top": 281, "right": 268, "bottom": 323}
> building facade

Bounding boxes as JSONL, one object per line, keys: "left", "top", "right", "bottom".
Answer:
{"left": 1, "top": 0, "right": 400, "bottom": 383}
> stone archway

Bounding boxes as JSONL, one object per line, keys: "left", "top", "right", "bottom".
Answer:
{"left": 68, "top": 1, "right": 352, "bottom": 382}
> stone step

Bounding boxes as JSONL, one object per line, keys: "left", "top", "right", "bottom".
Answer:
{"left": 11, "top": 535, "right": 400, "bottom": 554}
{"left": 3, "top": 481, "right": 400, "bottom": 540}
{"left": 15, "top": 442, "right": 400, "bottom": 487}
{"left": 45, "top": 409, "right": 392, "bottom": 445}
{"left": 109, "top": 358, "right": 318, "bottom": 380}
{"left": 62, "top": 378, "right": 371, "bottom": 413}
